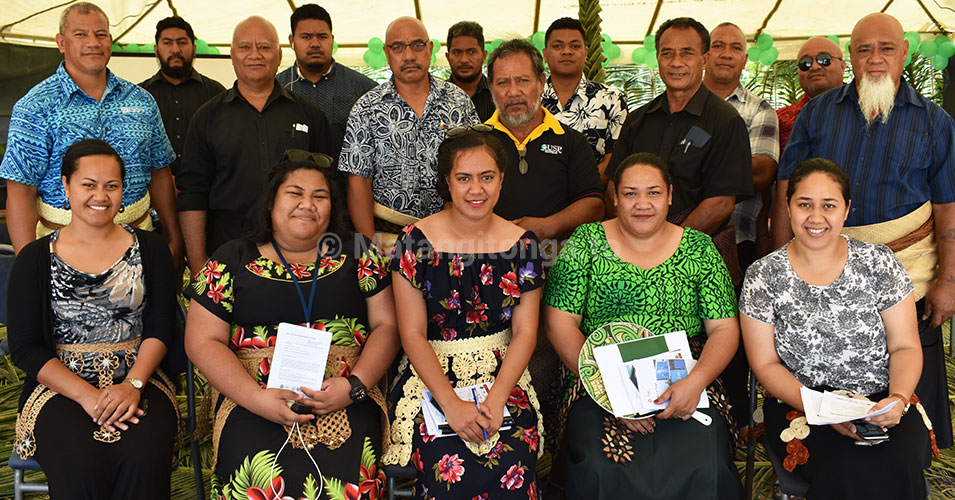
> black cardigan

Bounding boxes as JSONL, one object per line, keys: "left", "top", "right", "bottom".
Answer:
{"left": 8, "top": 228, "right": 177, "bottom": 409}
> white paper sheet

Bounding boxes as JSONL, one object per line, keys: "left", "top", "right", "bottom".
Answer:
{"left": 799, "top": 386, "right": 898, "bottom": 425}
{"left": 265, "top": 322, "right": 332, "bottom": 396}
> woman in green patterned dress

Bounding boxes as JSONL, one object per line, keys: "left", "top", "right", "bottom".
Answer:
{"left": 543, "top": 153, "right": 743, "bottom": 499}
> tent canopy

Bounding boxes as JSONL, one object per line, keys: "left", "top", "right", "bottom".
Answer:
{"left": 3, "top": 0, "right": 955, "bottom": 66}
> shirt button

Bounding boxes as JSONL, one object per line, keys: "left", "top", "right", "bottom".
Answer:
{"left": 175, "top": 117, "right": 180, "bottom": 121}
{"left": 175, "top": 100, "right": 179, "bottom": 104}
{"left": 104, "top": 127, "right": 109, "bottom": 131}
{"left": 176, "top": 135, "right": 181, "bottom": 139}
{"left": 177, "top": 153, "right": 182, "bottom": 158}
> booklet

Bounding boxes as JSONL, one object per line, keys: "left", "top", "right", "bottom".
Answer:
{"left": 593, "top": 331, "right": 708, "bottom": 418}
{"left": 421, "top": 382, "right": 513, "bottom": 438}
{"left": 799, "top": 386, "right": 898, "bottom": 425}
{"left": 265, "top": 322, "right": 333, "bottom": 396}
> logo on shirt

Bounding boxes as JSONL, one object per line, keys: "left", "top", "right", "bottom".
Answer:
{"left": 540, "top": 144, "right": 562, "bottom": 155}
{"left": 294, "top": 123, "right": 309, "bottom": 133}
{"left": 120, "top": 106, "right": 145, "bottom": 114}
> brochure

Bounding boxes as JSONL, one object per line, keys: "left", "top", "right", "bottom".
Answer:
{"left": 265, "top": 322, "right": 332, "bottom": 396}
{"left": 799, "top": 386, "right": 898, "bottom": 425}
{"left": 593, "top": 331, "right": 708, "bottom": 418}
{"left": 421, "top": 382, "right": 513, "bottom": 438}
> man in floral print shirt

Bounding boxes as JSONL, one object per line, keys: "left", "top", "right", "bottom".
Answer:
{"left": 541, "top": 17, "right": 628, "bottom": 186}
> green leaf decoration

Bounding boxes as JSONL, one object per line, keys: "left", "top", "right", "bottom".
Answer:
{"left": 324, "top": 476, "right": 347, "bottom": 500}
{"left": 223, "top": 450, "right": 282, "bottom": 499}
{"left": 579, "top": 0, "right": 606, "bottom": 82}
{"left": 304, "top": 474, "right": 320, "bottom": 500}
{"left": 360, "top": 435, "right": 377, "bottom": 471}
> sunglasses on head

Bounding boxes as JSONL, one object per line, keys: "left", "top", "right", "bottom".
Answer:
{"left": 445, "top": 123, "right": 494, "bottom": 137}
{"left": 282, "top": 149, "right": 335, "bottom": 168}
{"left": 797, "top": 52, "right": 842, "bottom": 72}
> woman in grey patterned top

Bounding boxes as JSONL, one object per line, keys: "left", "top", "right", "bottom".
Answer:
{"left": 739, "top": 158, "right": 931, "bottom": 500}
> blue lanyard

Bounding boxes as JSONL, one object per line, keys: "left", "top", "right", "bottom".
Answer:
{"left": 270, "top": 240, "right": 319, "bottom": 327}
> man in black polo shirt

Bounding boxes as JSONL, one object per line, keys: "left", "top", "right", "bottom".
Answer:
{"left": 486, "top": 39, "right": 603, "bottom": 242}
{"left": 446, "top": 21, "right": 494, "bottom": 121}
{"left": 176, "top": 16, "right": 333, "bottom": 272}
{"left": 606, "top": 16, "right": 751, "bottom": 284}
{"left": 140, "top": 16, "right": 225, "bottom": 177}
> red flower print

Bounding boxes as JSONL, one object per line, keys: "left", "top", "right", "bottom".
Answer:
{"left": 259, "top": 358, "right": 271, "bottom": 376}
{"left": 309, "top": 321, "right": 326, "bottom": 330}
{"left": 431, "top": 254, "right": 440, "bottom": 268}
{"left": 507, "top": 387, "right": 530, "bottom": 409}
{"left": 401, "top": 250, "right": 418, "bottom": 280}
{"left": 229, "top": 327, "right": 244, "bottom": 350}
{"left": 480, "top": 264, "right": 494, "bottom": 285}
{"left": 343, "top": 483, "right": 360, "bottom": 500}
{"left": 500, "top": 464, "right": 525, "bottom": 490}
{"left": 447, "top": 290, "right": 461, "bottom": 310}
{"left": 245, "top": 476, "right": 294, "bottom": 500}
{"left": 207, "top": 282, "right": 225, "bottom": 303}
{"left": 437, "top": 454, "right": 465, "bottom": 484}
{"left": 247, "top": 262, "right": 265, "bottom": 276}
{"left": 451, "top": 254, "right": 463, "bottom": 277}
{"left": 288, "top": 263, "right": 311, "bottom": 279}
{"left": 419, "top": 422, "right": 435, "bottom": 443}
{"left": 318, "top": 257, "right": 334, "bottom": 271}
{"left": 402, "top": 224, "right": 414, "bottom": 235}
{"left": 203, "top": 260, "right": 221, "bottom": 284}
{"left": 486, "top": 442, "right": 505, "bottom": 459}
{"left": 472, "top": 494, "right": 489, "bottom": 500}
{"left": 466, "top": 309, "right": 488, "bottom": 324}
{"left": 442, "top": 328, "right": 457, "bottom": 341}
{"left": 352, "top": 329, "right": 366, "bottom": 347}
{"left": 411, "top": 448, "right": 424, "bottom": 471}
{"left": 499, "top": 272, "right": 520, "bottom": 298}
{"left": 432, "top": 313, "right": 447, "bottom": 327}
{"left": 238, "top": 336, "right": 267, "bottom": 349}
{"left": 334, "top": 357, "right": 351, "bottom": 377}
{"left": 357, "top": 258, "right": 374, "bottom": 279}
{"left": 358, "top": 463, "right": 385, "bottom": 498}
{"left": 374, "top": 259, "right": 389, "bottom": 277}
{"left": 521, "top": 427, "right": 539, "bottom": 452}
{"left": 527, "top": 482, "right": 539, "bottom": 500}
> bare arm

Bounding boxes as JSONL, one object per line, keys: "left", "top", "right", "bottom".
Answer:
{"left": 681, "top": 195, "right": 736, "bottom": 235}
{"left": 740, "top": 314, "right": 804, "bottom": 410}
{"left": 866, "top": 294, "right": 922, "bottom": 428}
{"left": 923, "top": 202, "right": 955, "bottom": 327}
{"left": 184, "top": 300, "right": 311, "bottom": 426}
{"left": 544, "top": 306, "right": 585, "bottom": 376}
{"left": 148, "top": 167, "right": 184, "bottom": 272}
{"left": 483, "top": 288, "right": 540, "bottom": 435}
{"left": 347, "top": 174, "right": 376, "bottom": 241}
{"left": 179, "top": 210, "right": 207, "bottom": 277}
{"left": 597, "top": 154, "right": 613, "bottom": 188}
{"left": 752, "top": 155, "right": 778, "bottom": 192}
{"left": 6, "top": 180, "right": 38, "bottom": 254}
{"left": 770, "top": 179, "right": 793, "bottom": 250}
{"left": 391, "top": 272, "right": 489, "bottom": 443}
{"left": 513, "top": 197, "right": 604, "bottom": 241}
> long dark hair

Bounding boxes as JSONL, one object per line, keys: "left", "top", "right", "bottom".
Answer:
{"left": 247, "top": 160, "right": 348, "bottom": 244}
{"left": 435, "top": 129, "right": 507, "bottom": 202}
{"left": 786, "top": 158, "right": 851, "bottom": 205}
{"left": 61, "top": 139, "right": 126, "bottom": 182}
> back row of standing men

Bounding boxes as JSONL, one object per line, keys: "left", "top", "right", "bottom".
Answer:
{"left": 1, "top": 2, "right": 953, "bottom": 448}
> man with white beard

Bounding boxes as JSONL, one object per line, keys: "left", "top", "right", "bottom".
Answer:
{"left": 771, "top": 12, "right": 955, "bottom": 449}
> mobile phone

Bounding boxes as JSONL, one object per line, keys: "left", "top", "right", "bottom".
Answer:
{"left": 289, "top": 402, "right": 312, "bottom": 415}
{"left": 852, "top": 420, "right": 889, "bottom": 441}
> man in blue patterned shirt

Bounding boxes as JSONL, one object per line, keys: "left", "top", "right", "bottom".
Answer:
{"left": 339, "top": 16, "right": 480, "bottom": 242}
{"left": 772, "top": 13, "right": 955, "bottom": 449}
{"left": 1, "top": 2, "right": 182, "bottom": 264}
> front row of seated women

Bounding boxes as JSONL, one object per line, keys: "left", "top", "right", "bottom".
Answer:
{"left": 8, "top": 137, "right": 935, "bottom": 500}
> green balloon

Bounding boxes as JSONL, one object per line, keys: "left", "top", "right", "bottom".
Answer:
{"left": 363, "top": 49, "right": 375, "bottom": 66}
{"left": 111, "top": 43, "right": 121, "bottom": 52}
{"left": 826, "top": 35, "right": 840, "bottom": 45}
{"left": 368, "top": 37, "right": 384, "bottom": 52}
{"left": 632, "top": 47, "right": 648, "bottom": 64}
{"left": 491, "top": 38, "right": 504, "bottom": 50}
{"left": 602, "top": 33, "right": 612, "bottom": 43}
{"left": 646, "top": 56, "right": 658, "bottom": 68}
{"left": 756, "top": 33, "right": 773, "bottom": 49}
{"left": 605, "top": 43, "right": 621, "bottom": 61}
{"left": 940, "top": 41, "right": 955, "bottom": 59}
{"left": 932, "top": 53, "right": 949, "bottom": 70}
{"left": 759, "top": 46, "right": 779, "bottom": 66}
{"left": 905, "top": 52, "right": 912, "bottom": 66}
{"left": 124, "top": 44, "right": 140, "bottom": 53}
{"left": 430, "top": 38, "right": 440, "bottom": 55}
{"left": 747, "top": 46, "right": 760, "bottom": 62}
{"left": 430, "top": 54, "right": 436, "bottom": 65}
{"left": 373, "top": 52, "right": 387, "bottom": 69}
{"left": 920, "top": 40, "right": 938, "bottom": 57}
{"left": 643, "top": 34, "right": 656, "bottom": 50}
{"left": 904, "top": 31, "right": 920, "bottom": 45}
{"left": 532, "top": 31, "right": 546, "bottom": 50}
{"left": 142, "top": 43, "right": 154, "bottom": 53}
{"left": 934, "top": 35, "right": 949, "bottom": 46}
{"left": 332, "top": 41, "right": 338, "bottom": 55}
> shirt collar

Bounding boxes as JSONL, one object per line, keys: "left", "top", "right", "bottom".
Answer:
{"left": 728, "top": 84, "right": 748, "bottom": 104}
{"left": 486, "top": 107, "right": 564, "bottom": 148}
{"left": 650, "top": 84, "right": 708, "bottom": 116}
{"left": 223, "top": 79, "right": 290, "bottom": 106}
{"left": 543, "top": 75, "right": 588, "bottom": 101}
{"left": 293, "top": 59, "right": 338, "bottom": 82}
{"left": 143, "top": 68, "right": 203, "bottom": 86}
{"left": 56, "top": 61, "right": 119, "bottom": 97}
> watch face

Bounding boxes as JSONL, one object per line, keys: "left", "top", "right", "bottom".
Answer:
{"left": 126, "top": 378, "right": 143, "bottom": 389}
{"left": 352, "top": 386, "right": 367, "bottom": 401}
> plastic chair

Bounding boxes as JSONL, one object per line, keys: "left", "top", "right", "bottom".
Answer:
{"left": 8, "top": 450, "right": 48, "bottom": 500}
{"left": 384, "top": 464, "right": 417, "bottom": 500}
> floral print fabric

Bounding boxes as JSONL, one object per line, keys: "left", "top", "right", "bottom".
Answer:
{"left": 739, "top": 235, "right": 913, "bottom": 395}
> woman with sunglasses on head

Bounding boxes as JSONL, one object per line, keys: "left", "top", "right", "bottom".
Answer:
{"left": 185, "top": 156, "right": 399, "bottom": 500}
{"left": 740, "top": 159, "right": 932, "bottom": 500}
{"left": 544, "top": 152, "right": 743, "bottom": 500}
{"left": 9, "top": 139, "right": 179, "bottom": 499}
{"left": 385, "top": 128, "right": 544, "bottom": 499}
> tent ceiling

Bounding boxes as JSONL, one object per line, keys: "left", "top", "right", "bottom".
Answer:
{"left": 3, "top": 0, "right": 955, "bottom": 66}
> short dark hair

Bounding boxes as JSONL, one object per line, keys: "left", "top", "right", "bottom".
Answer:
{"left": 613, "top": 152, "right": 671, "bottom": 189}
{"left": 545, "top": 17, "right": 585, "bottom": 46}
{"left": 656, "top": 17, "right": 710, "bottom": 54}
{"left": 435, "top": 130, "right": 508, "bottom": 203}
{"left": 291, "top": 4, "right": 333, "bottom": 34}
{"left": 786, "top": 158, "right": 851, "bottom": 204}
{"left": 154, "top": 16, "right": 195, "bottom": 43}
{"left": 61, "top": 139, "right": 126, "bottom": 182}
{"left": 247, "top": 160, "right": 348, "bottom": 244}
{"left": 447, "top": 21, "right": 484, "bottom": 49}
{"left": 487, "top": 39, "right": 545, "bottom": 82}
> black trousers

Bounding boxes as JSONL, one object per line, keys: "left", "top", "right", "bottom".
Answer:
{"left": 32, "top": 383, "right": 177, "bottom": 500}
{"left": 915, "top": 298, "right": 953, "bottom": 449}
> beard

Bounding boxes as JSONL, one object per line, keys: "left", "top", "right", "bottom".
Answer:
{"left": 160, "top": 55, "right": 192, "bottom": 79}
{"left": 494, "top": 92, "right": 541, "bottom": 128}
{"left": 857, "top": 73, "right": 896, "bottom": 125}
{"left": 301, "top": 58, "right": 330, "bottom": 74}
{"left": 451, "top": 69, "right": 480, "bottom": 84}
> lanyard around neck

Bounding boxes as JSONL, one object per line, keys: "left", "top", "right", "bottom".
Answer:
{"left": 270, "top": 240, "right": 319, "bottom": 327}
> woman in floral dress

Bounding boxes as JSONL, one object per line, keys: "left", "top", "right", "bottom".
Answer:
{"left": 185, "top": 158, "right": 399, "bottom": 500}
{"left": 386, "top": 129, "right": 544, "bottom": 499}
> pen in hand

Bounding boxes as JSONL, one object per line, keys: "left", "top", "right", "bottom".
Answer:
{"left": 472, "top": 387, "right": 489, "bottom": 441}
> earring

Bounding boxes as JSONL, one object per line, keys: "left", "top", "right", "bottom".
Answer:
{"left": 118, "top": 206, "right": 125, "bottom": 214}
{"left": 62, "top": 199, "right": 70, "bottom": 210}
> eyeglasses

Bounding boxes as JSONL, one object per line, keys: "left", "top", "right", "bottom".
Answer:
{"left": 797, "top": 52, "right": 842, "bottom": 72}
{"left": 445, "top": 123, "right": 494, "bottom": 137}
{"left": 282, "top": 149, "right": 335, "bottom": 168}
{"left": 387, "top": 40, "right": 429, "bottom": 53}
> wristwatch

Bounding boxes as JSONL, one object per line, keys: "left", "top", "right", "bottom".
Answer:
{"left": 124, "top": 377, "right": 144, "bottom": 391}
{"left": 346, "top": 375, "right": 367, "bottom": 403}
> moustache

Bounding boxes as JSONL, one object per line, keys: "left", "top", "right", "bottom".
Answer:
{"left": 400, "top": 62, "right": 422, "bottom": 71}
